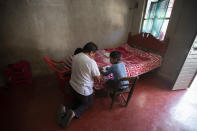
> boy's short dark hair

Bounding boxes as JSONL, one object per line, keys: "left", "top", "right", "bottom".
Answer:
{"left": 74, "top": 48, "right": 83, "bottom": 55}
{"left": 83, "top": 42, "right": 98, "bottom": 53}
{"left": 110, "top": 51, "right": 121, "bottom": 61}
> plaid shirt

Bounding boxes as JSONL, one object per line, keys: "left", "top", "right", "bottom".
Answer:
{"left": 63, "top": 55, "right": 73, "bottom": 70}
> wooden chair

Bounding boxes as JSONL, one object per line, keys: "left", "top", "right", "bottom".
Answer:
{"left": 110, "top": 76, "right": 138, "bottom": 109}
{"left": 43, "top": 56, "right": 71, "bottom": 93}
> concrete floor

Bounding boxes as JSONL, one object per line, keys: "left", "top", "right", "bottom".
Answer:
{"left": 0, "top": 73, "right": 197, "bottom": 131}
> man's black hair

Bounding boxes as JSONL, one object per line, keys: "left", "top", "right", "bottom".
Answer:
{"left": 74, "top": 48, "right": 83, "bottom": 55}
{"left": 110, "top": 51, "right": 121, "bottom": 61}
{"left": 83, "top": 42, "right": 98, "bottom": 53}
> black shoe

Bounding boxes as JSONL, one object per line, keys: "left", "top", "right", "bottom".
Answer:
{"left": 56, "top": 104, "right": 66, "bottom": 125}
{"left": 60, "top": 109, "right": 73, "bottom": 128}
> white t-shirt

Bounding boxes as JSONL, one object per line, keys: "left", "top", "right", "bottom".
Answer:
{"left": 69, "top": 53, "right": 100, "bottom": 96}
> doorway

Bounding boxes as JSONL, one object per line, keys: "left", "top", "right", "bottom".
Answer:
{"left": 190, "top": 74, "right": 197, "bottom": 89}
{"left": 172, "top": 35, "right": 197, "bottom": 90}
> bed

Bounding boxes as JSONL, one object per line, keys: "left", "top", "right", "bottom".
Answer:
{"left": 94, "top": 32, "right": 168, "bottom": 88}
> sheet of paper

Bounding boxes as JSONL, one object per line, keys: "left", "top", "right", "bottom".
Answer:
{"left": 104, "top": 52, "right": 110, "bottom": 57}
{"left": 102, "top": 65, "right": 110, "bottom": 72}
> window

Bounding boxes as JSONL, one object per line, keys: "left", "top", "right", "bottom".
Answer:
{"left": 142, "top": 0, "right": 175, "bottom": 40}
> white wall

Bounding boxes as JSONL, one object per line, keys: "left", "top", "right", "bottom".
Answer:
{"left": 0, "top": 0, "right": 135, "bottom": 87}
{"left": 0, "top": 0, "right": 133, "bottom": 74}
{"left": 129, "top": 0, "right": 146, "bottom": 35}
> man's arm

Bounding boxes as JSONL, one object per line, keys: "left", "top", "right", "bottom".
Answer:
{"left": 93, "top": 75, "right": 102, "bottom": 83}
{"left": 91, "top": 61, "right": 102, "bottom": 82}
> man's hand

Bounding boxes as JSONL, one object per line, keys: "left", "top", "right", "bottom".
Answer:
{"left": 99, "top": 67, "right": 104, "bottom": 75}
{"left": 93, "top": 75, "right": 103, "bottom": 83}
{"left": 99, "top": 67, "right": 103, "bottom": 72}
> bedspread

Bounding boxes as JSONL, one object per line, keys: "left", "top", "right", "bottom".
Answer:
{"left": 94, "top": 44, "right": 162, "bottom": 89}
{"left": 95, "top": 43, "right": 162, "bottom": 77}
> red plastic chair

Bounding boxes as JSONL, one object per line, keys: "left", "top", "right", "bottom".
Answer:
{"left": 3, "top": 60, "right": 32, "bottom": 87}
{"left": 43, "top": 56, "right": 71, "bottom": 93}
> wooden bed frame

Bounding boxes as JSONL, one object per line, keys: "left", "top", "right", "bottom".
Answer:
{"left": 127, "top": 32, "right": 169, "bottom": 56}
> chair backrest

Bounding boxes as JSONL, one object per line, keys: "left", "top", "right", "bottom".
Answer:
{"left": 118, "top": 77, "right": 138, "bottom": 90}
{"left": 43, "top": 56, "right": 58, "bottom": 72}
{"left": 43, "top": 56, "right": 72, "bottom": 93}
{"left": 43, "top": 56, "right": 71, "bottom": 74}
{"left": 110, "top": 76, "right": 138, "bottom": 108}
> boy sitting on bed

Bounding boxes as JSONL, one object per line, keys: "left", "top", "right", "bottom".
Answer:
{"left": 100, "top": 51, "right": 128, "bottom": 93}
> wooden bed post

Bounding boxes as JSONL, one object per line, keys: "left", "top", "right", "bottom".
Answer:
{"left": 127, "top": 33, "right": 169, "bottom": 56}
{"left": 127, "top": 32, "right": 132, "bottom": 43}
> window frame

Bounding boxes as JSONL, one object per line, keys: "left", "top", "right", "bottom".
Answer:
{"left": 141, "top": 0, "right": 174, "bottom": 40}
